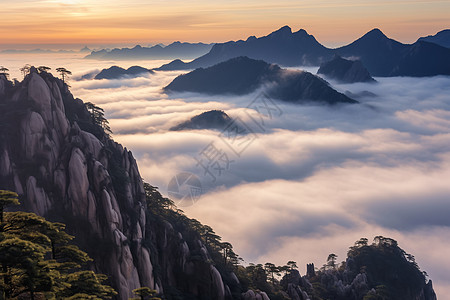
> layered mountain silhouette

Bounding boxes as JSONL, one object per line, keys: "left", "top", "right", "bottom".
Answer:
{"left": 418, "top": 29, "right": 450, "bottom": 48}
{"left": 94, "top": 65, "right": 154, "bottom": 80}
{"left": 156, "top": 26, "right": 332, "bottom": 70}
{"left": 318, "top": 55, "right": 375, "bottom": 83}
{"left": 164, "top": 56, "right": 357, "bottom": 104}
{"left": 0, "top": 69, "right": 438, "bottom": 300}
{"left": 170, "top": 110, "right": 233, "bottom": 131}
{"left": 85, "top": 42, "right": 213, "bottom": 60}
{"left": 156, "top": 26, "right": 450, "bottom": 77}
{"left": 0, "top": 68, "right": 238, "bottom": 300}
{"left": 335, "top": 28, "right": 450, "bottom": 76}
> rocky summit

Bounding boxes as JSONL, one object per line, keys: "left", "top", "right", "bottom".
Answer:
{"left": 0, "top": 68, "right": 233, "bottom": 300}
{"left": 0, "top": 68, "right": 438, "bottom": 300}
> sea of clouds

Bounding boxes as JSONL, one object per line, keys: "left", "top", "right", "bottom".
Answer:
{"left": 2, "top": 53, "right": 450, "bottom": 296}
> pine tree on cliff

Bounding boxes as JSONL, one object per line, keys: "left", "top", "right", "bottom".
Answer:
{"left": 56, "top": 67, "right": 72, "bottom": 83}
{"left": 0, "top": 190, "right": 117, "bottom": 299}
{"left": 0, "top": 190, "right": 19, "bottom": 227}
{"left": 130, "top": 287, "right": 161, "bottom": 300}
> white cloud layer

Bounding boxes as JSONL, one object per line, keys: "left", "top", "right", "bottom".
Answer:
{"left": 3, "top": 53, "right": 450, "bottom": 296}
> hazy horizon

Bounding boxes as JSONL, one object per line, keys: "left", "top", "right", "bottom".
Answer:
{"left": 2, "top": 1, "right": 450, "bottom": 298}
{"left": 1, "top": 0, "right": 449, "bottom": 48}
{"left": 3, "top": 53, "right": 448, "bottom": 295}
{"left": 0, "top": 25, "right": 448, "bottom": 52}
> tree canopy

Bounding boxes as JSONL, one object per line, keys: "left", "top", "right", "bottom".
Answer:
{"left": 0, "top": 190, "right": 116, "bottom": 300}
{"left": 56, "top": 67, "right": 72, "bottom": 83}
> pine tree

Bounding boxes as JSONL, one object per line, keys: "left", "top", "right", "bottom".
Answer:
{"left": 0, "top": 190, "right": 117, "bottom": 299}
{"left": 130, "top": 287, "right": 161, "bottom": 300}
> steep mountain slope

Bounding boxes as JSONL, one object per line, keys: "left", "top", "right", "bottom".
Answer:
{"left": 335, "top": 29, "right": 450, "bottom": 77}
{"left": 418, "top": 29, "right": 450, "bottom": 48}
{"left": 0, "top": 69, "right": 234, "bottom": 300}
{"left": 390, "top": 41, "right": 450, "bottom": 76}
{"left": 157, "top": 26, "right": 450, "bottom": 77}
{"left": 164, "top": 57, "right": 357, "bottom": 104}
{"left": 155, "top": 26, "right": 333, "bottom": 70}
{"left": 317, "top": 55, "right": 376, "bottom": 83}
{"left": 334, "top": 29, "right": 406, "bottom": 76}
{"left": 281, "top": 237, "right": 437, "bottom": 300}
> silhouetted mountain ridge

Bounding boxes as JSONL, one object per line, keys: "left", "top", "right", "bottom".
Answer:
{"left": 94, "top": 65, "right": 154, "bottom": 80}
{"left": 418, "top": 29, "right": 450, "bottom": 48}
{"left": 85, "top": 42, "right": 213, "bottom": 60}
{"left": 156, "top": 26, "right": 450, "bottom": 77}
{"left": 164, "top": 56, "right": 357, "bottom": 104}
{"left": 318, "top": 55, "right": 376, "bottom": 83}
{"left": 155, "top": 26, "right": 332, "bottom": 71}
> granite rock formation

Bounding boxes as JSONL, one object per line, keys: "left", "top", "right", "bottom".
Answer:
{"left": 0, "top": 68, "right": 232, "bottom": 300}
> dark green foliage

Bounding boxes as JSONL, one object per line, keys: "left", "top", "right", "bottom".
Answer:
{"left": 0, "top": 191, "right": 19, "bottom": 226}
{"left": 130, "top": 286, "right": 161, "bottom": 300}
{"left": 305, "top": 236, "right": 432, "bottom": 300}
{"left": 62, "top": 271, "right": 116, "bottom": 299}
{"left": 85, "top": 102, "right": 112, "bottom": 137}
{"left": 0, "top": 192, "right": 116, "bottom": 299}
{"left": 142, "top": 183, "right": 244, "bottom": 299}
{"left": 56, "top": 67, "right": 72, "bottom": 83}
{"left": 36, "top": 66, "right": 51, "bottom": 73}
{"left": 346, "top": 236, "right": 426, "bottom": 300}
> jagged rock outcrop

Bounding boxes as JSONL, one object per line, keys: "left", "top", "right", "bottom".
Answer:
{"left": 0, "top": 67, "right": 231, "bottom": 299}
{"left": 242, "top": 289, "right": 270, "bottom": 300}
{"left": 306, "top": 263, "right": 315, "bottom": 278}
{"left": 296, "top": 238, "right": 438, "bottom": 300}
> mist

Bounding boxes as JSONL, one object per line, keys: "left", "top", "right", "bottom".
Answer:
{"left": 2, "top": 53, "right": 450, "bottom": 296}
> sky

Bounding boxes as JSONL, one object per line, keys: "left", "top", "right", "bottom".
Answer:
{"left": 1, "top": 0, "right": 450, "bottom": 297}
{"left": 2, "top": 54, "right": 443, "bottom": 295}
{"left": 0, "top": 0, "right": 450, "bottom": 49}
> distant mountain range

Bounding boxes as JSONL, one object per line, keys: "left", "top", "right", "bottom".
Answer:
{"left": 164, "top": 56, "right": 357, "bottom": 105}
{"left": 156, "top": 26, "right": 450, "bottom": 77}
{"left": 335, "top": 29, "right": 450, "bottom": 77}
{"left": 418, "top": 29, "right": 450, "bottom": 48}
{"left": 170, "top": 110, "right": 233, "bottom": 131}
{"left": 0, "top": 46, "right": 91, "bottom": 54}
{"left": 317, "top": 55, "right": 375, "bottom": 83}
{"left": 156, "top": 26, "right": 331, "bottom": 70}
{"left": 84, "top": 42, "right": 214, "bottom": 60}
{"left": 93, "top": 66, "right": 154, "bottom": 80}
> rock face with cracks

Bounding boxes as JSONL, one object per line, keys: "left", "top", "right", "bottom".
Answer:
{"left": 0, "top": 68, "right": 229, "bottom": 300}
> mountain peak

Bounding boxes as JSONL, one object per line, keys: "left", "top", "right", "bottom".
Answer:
{"left": 294, "top": 28, "right": 309, "bottom": 36}
{"left": 269, "top": 25, "right": 293, "bottom": 37}
{"left": 363, "top": 28, "right": 388, "bottom": 40}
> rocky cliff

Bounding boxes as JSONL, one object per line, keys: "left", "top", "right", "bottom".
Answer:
{"left": 279, "top": 238, "right": 437, "bottom": 300}
{"left": 0, "top": 68, "right": 232, "bottom": 299}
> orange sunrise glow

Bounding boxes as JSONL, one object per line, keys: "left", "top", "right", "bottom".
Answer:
{"left": 1, "top": 0, "right": 449, "bottom": 48}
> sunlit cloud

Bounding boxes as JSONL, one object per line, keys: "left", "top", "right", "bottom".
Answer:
{"left": 2, "top": 50, "right": 450, "bottom": 297}
{"left": 1, "top": 0, "right": 449, "bottom": 46}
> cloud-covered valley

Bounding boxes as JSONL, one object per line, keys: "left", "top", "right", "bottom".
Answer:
{"left": 3, "top": 54, "right": 449, "bottom": 296}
